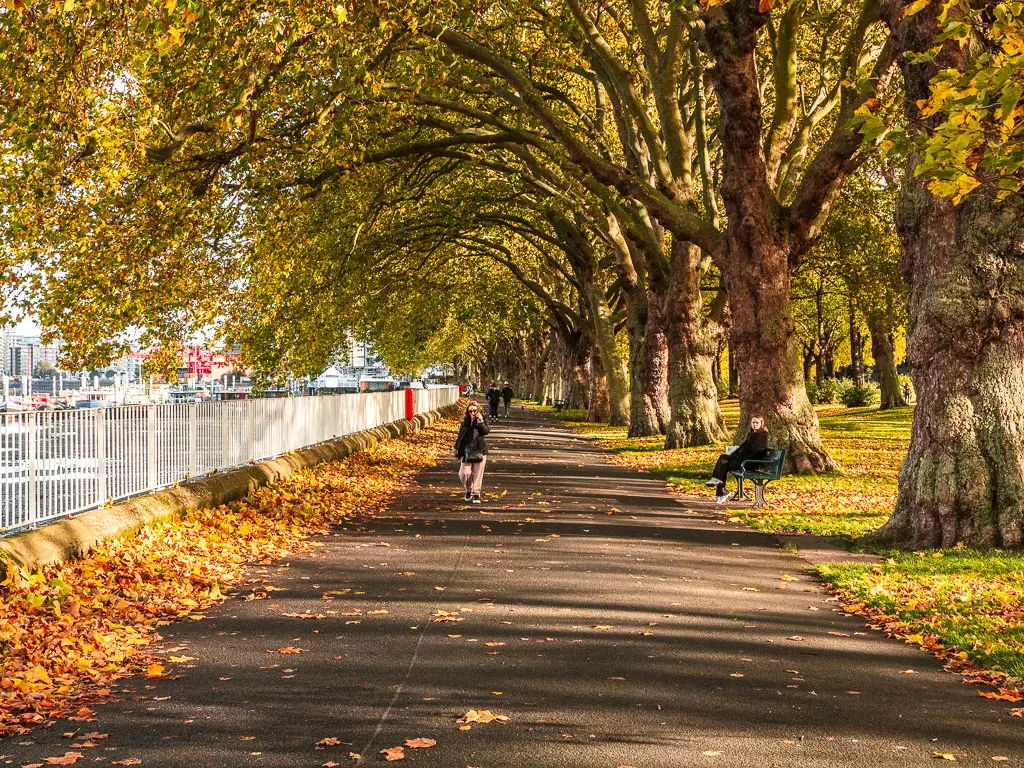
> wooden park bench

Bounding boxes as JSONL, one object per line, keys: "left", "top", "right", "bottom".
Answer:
{"left": 553, "top": 399, "right": 567, "bottom": 413}
{"left": 731, "top": 449, "right": 787, "bottom": 509}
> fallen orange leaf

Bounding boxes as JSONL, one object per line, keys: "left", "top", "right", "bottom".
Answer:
{"left": 44, "top": 753, "right": 84, "bottom": 766}
{"left": 404, "top": 738, "right": 437, "bottom": 748}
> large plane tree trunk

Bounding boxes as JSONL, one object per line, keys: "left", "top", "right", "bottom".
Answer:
{"left": 588, "top": 347, "right": 611, "bottom": 423}
{"left": 561, "top": 331, "right": 590, "bottom": 411}
{"left": 585, "top": 281, "right": 629, "bottom": 426}
{"left": 624, "top": 287, "right": 667, "bottom": 437}
{"left": 875, "top": 0, "right": 1024, "bottom": 548}
{"left": 664, "top": 241, "right": 727, "bottom": 448}
{"left": 878, "top": 186, "right": 1024, "bottom": 548}
{"left": 627, "top": 286, "right": 669, "bottom": 436}
{"left": 705, "top": 1, "right": 836, "bottom": 473}
{"left": 728, "top": 258, "right": 834, "bottom": 472}
{"left": 531, "top": 329, "right": 551, "bottom": 404}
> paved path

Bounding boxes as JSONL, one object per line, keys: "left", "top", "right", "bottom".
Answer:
{"left": 4, "top": 407, "right": 1022, "bottom": 767}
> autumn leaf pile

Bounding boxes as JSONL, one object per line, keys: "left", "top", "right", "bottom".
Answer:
{"left": 0, "top": 414, "right": 459, "bottom": 737}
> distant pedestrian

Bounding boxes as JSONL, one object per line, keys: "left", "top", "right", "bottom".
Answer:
{"left": 454, "top": 403, "right": 490, "bottom": 504}
{"left": 486, "top": 383, "right": 501, "bottom": 419}
{"left": 500, "top": 381, "right": 514, "bottom": 417}
{"left": 903, "top": 381, "right": 912, "bottom": 405}
{"left": 705, "top": 415, "right": 769, "bottom": 504}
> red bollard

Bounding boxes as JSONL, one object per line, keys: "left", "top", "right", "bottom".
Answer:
{"left": 405, "top": 387, "right": 415, "bottom": 421}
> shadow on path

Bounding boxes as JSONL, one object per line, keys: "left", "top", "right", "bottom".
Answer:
{"left": 2, "top": 407, "right": 1021, "bottom": 767}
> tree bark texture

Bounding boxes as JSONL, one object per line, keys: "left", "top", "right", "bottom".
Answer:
{"left": 626, "top": 293, "right": 660, "bottom": 436}
{"left": 627, "top": 287, "right": 669, "bottom": 436}
{"left": 876, "top": 0, "right": 1024, "bottom": 548}
{"left": 664, "top": 241, "right": 727, "bottom": 448}
{"left": 532, "top": 330, "right": 551, "bottom": 405}
{"left": 562, "top": 331, "right": 591, "bottom": 410}
{"left": 584, "top": 281, "right": 629, "bottom": 426}
{"left": 705, "top": 4, "right": 836, "bottom": 473}
{"left": 866, "top": 313, "right": 902, "bottom": 410}
{"left": 588, "top": 347, "right": 611, "bottom": 423}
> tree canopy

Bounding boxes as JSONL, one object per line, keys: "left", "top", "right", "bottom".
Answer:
{"left": 2, "top": 0, "right": 1024, "bottom": 544}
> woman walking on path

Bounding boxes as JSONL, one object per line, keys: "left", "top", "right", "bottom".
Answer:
{"left": 455, "top": 403, "right": 490, "bottom": 504}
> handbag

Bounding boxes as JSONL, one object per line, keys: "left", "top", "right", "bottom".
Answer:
{"left": 463, "top": 434, "right": 485, "bottom": 463}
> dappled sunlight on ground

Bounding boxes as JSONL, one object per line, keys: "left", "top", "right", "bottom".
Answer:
{"left": 542, "top": 401, "right": 1024, "bottom": 688}
{"left": 539, "top": 401, "right": 914, "bottom": 539}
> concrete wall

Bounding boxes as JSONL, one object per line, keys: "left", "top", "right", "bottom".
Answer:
{"left": 0, "top": 403, "right": 461, "bottom": 577}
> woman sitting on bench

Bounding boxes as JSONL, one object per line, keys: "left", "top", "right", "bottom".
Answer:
{"left": 706, "top": 415, "right": 769, "bottom": 504}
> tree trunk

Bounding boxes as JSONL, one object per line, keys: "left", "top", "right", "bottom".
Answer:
{"left": 802, "top": 343, "right": 814, "bottom": 382}
{"left": 705, "top": 2, "right": 836, "bottom": 473}
{"left": 727, "top": 261, "right": 836, "bottom": 472}
{"left": 588, "top": 347, "right": 611, "bottom": 423}
{"left": 532, "top": 331, "right": 551, "bottom": 405}
{"left": 627, "top": 322, "right": 656, "bottom": 435}
{"left": 866, "top": 313, "right": 901, "bottom": 410}
{"left": 543, "top": 354, "right": 558, "bottom": 406}
{"left": 585, "top": 281, "right": 630, "bottom": 426}
{"left": 627, "top": 289, "right": 669, "bottom": 436}
{"left": 515, "top": 334, "right": 530, "bottom": 397}
{"left": 823, "top": 348, "right": 835, "bottom": 379}
{"left": 875, "top": 0, "right": 1024, "bottom": 548}
{"left": 561, "top": 332, "right": 590, "bottom": 410}
{"left": 664, "top": 241, "right": 727, "bottom": 449}
{"left": 849, "top": 298, "right": 865, "bottom": 387}
{"left": 876, "top": 186, "right": 1024, "bottom": 548}
{"left": 727, "top": 332, "right": 738, "bottom": 397}
{"left": 713, "top": 339, "right": 725, "bottom": 395}
{"left": 643, "top": 319, "right": 670, "bottom": 432}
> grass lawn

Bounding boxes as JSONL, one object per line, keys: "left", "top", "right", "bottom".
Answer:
{"left": 540, "top": 401, "right": 1024, "bottom": 687}
{"left": 540, "top": 400, "right": 911, "bottom": 540}
{"left": 823, "top": 551, "right": 1024, "bottom": 684}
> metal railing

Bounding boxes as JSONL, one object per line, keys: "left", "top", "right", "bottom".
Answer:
{"left": 0, "top": 386, "right": 460, "bottom": 534}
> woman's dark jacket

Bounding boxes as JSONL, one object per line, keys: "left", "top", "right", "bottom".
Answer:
{"left": 733, "top": 428, "right": 769, "bottom": 462}
{"left": 486, "top": 387, "right": 501, "bottom": 405}
{"left": 455, "top": 418, "right": 490, "bottom": 460}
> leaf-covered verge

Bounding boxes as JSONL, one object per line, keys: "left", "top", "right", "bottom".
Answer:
{"left": 542, "top": 401, "right": 912, "bottom": 540}
{"left": 0, "top": 413, "right": 459, "bottom": 738}
{"left": 822, "top": 552, "right": 1024, "bottom": 695}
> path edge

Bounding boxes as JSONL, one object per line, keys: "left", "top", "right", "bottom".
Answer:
{"left": 0, "top": 402, "right": 463, "bottom": 576}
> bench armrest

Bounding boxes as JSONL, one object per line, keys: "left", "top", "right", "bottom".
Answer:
{"left": 740, "top": 458, "right": 773, "bottom": 472}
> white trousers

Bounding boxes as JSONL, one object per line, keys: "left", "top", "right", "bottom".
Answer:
{"left": 459, "top": 457, "right": 487, "bottom": 494}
